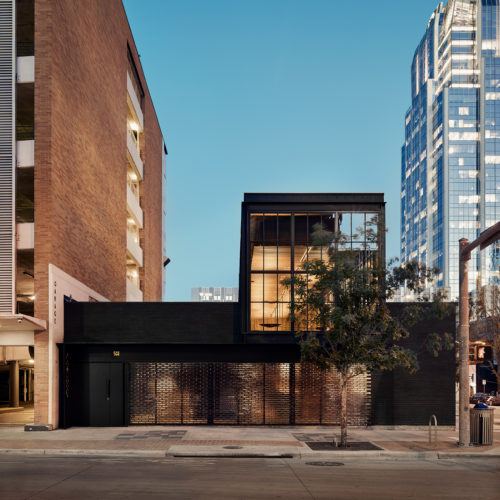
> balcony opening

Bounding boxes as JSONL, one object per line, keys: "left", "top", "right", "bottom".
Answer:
{"left": 127, "top": 45, "right": 144, "bottom": 111}
{"left": 16, "top": 167, "right": 34, "bottom": 223}
{"left": 16, "top": 83, "right": 34, "bottom": 140}
{"left": 127, "top": 159, "right": 140, "bottom": 201}
{"left": 127, "top": 106, "right": 141, "bottom": 153}
{"left": 16, "top": 0, "right": 34, "bottom": 57}
{"left": 16, "top": 249, "right": 34, "bottom": 316}
{"left": 127, "top": 216, "right": 140, "bottom": 243}
{"left": 126, "top": 261, "right": 141, "bottom": 289}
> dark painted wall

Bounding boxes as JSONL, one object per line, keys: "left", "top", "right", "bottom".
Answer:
{"left": 64, "top": 302, "right": 240, "bottom": 344}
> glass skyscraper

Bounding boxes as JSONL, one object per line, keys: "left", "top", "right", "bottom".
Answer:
{"left": 402, "top": 0, "right": 500, "bottom": 300}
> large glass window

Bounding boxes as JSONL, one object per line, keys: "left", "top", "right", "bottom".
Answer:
{"left": 249, "top": 211, "right": 380, "bottom": 333}
{"left": 250, "top": 214, "right": 291, "bottom": 332}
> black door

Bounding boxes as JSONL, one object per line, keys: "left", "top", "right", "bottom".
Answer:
{"left": 89, "top": 363, "right": 124, "bottom": 426}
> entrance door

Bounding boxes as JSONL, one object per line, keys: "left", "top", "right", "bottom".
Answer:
{"left": 89, "top": 363, "right": 123, "bottom": 426}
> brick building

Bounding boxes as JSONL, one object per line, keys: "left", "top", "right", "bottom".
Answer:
{"left": 0, "top": 0, "right": 166, "bottom": 429}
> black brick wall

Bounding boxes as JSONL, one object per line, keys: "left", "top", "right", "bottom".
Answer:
{"left": 370, "top": 303, "right": 457, "bottom": 426}
{"left": 64, "top": 302, "right": 240, "bottom": 344}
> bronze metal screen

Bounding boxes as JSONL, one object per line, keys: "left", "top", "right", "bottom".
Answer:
{"left": 129, "top": 362, "right": 370, "bottom": 425}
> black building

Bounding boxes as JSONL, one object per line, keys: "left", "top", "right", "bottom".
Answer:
{"left": 61, "top": 194, "right": 456, "bottom": 428}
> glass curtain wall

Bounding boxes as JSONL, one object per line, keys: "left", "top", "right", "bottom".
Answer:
{"left": 249, "top": 212, "right": 379, "bottom": 333}
{"left": 482, "top": 0, "right": 500, "bottom": 285}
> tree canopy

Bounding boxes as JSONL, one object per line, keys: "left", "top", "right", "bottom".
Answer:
{"left": 284, "top": 219, "right": 453, "bottom": 446}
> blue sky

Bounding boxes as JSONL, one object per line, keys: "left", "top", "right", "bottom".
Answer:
{"left": 122, "top": 0, "right": 441, "bottom": 301}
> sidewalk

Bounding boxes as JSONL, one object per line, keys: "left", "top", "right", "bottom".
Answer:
{"left": 0, "top": 423, "right": 499, "bottom": 460}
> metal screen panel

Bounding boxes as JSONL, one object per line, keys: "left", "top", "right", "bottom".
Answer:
{"left": 0, "top": 0, "right": 14, "bottom": 312}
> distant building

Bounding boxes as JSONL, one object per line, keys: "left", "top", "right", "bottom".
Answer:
{"left": 191, "top": 287, "right": 238, "bottom": 302}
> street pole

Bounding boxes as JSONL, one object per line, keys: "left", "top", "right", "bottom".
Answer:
{"left": 458, "top": 238, "right": 471, "bottom": 446}
{"left": 457, "top": 222, "right": 500, "bottom": 447}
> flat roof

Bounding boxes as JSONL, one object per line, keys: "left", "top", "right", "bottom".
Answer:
{"left": 243, "top": 193, "right": 385, "bottom": 204}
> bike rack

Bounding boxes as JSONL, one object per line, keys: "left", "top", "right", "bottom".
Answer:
{"left": 428, "top": 414, "right": 438, "bottom": 445}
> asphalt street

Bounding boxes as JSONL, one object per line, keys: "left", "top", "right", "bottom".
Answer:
{"left": 0, "top": 455, "right": 498, "bottom": 499}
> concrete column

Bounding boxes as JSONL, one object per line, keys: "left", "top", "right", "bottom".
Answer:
{"left": 23, "top": 369, "right": 27, "bottom": 402}
{"left": 9, "top": 360, "right": 19, "bottom": 408}
{"left": 31, "top": 368, "right": 35, "bottom": 402}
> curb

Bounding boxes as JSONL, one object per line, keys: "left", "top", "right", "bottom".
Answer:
{"left": 0, "top": 448, "right": 166, "bottom": 458}
{"left": 0, "top": 448, "right": 499, "bottom": 460}
{"left": 437, "top": 452, "right": 500, "bottom": 460}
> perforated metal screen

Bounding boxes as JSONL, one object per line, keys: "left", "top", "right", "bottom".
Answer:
{"left": 129, "top": 362, "right": 370, "bottom": 426}
{"left": 0, "top": 0, "right": 14, "bottom": 313}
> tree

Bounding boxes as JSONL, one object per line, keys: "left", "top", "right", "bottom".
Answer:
{"left": 284, "top": 218, "right": 453, "bottom": 447}
{"left": 470, "top": 284, "right": 500, "bottom": 390}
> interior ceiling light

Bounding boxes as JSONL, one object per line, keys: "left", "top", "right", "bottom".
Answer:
{"left": 129, "top": 121, "right": 139, "bottom": 132}
{"left": 129, "top": 173, "right": 138, "bottom": 181}
{"left": 127, "top": 218, "right": 135, "bottom": 224}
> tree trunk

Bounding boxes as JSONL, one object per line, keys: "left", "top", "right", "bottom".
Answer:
{"left": 340, "top": 374, "right": 348, "bottom": 447}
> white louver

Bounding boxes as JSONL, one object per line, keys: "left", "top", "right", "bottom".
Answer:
{"left": 0, "top": 0, "right": 15, "bottom": 313}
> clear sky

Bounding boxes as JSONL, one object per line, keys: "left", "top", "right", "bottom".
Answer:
{"left": 122, "top": 0, "right": 441, "bottom": 301}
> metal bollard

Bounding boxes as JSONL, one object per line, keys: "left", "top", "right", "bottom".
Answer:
{"left": 428, "top": 414, "right": 438, "bottom": 446}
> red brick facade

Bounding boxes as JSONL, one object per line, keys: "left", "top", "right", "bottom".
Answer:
{"left": 33, "top": 0, "right": 164, "bottom": 425}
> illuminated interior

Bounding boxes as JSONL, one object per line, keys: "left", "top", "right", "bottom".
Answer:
{"left": 125, "top": 61, "right": 144, "bottom": 299}
{"left": 249, "top": 211, "right": 379, "bottom": 333}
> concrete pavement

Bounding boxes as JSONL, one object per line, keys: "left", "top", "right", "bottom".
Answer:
{"left": 0, "top": 403, "right": 499, "bottom": 460}
{"left": 0, "top": 423, "right": 499, "bottom": 460}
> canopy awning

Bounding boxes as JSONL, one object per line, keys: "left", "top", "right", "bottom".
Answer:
{"left": 0, "top": 314, "right": 46, "bottom": 348}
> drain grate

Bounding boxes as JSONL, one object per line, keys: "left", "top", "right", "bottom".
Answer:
{"left": 223, "top": 445, "right": 243, "bottom": 449}
{"left": 306, "top": 461, "right": 344, "bottom": 467}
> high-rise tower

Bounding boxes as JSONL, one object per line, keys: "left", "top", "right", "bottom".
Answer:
{"left": 402, "top": 0, "right": 500, "bottom": 299}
